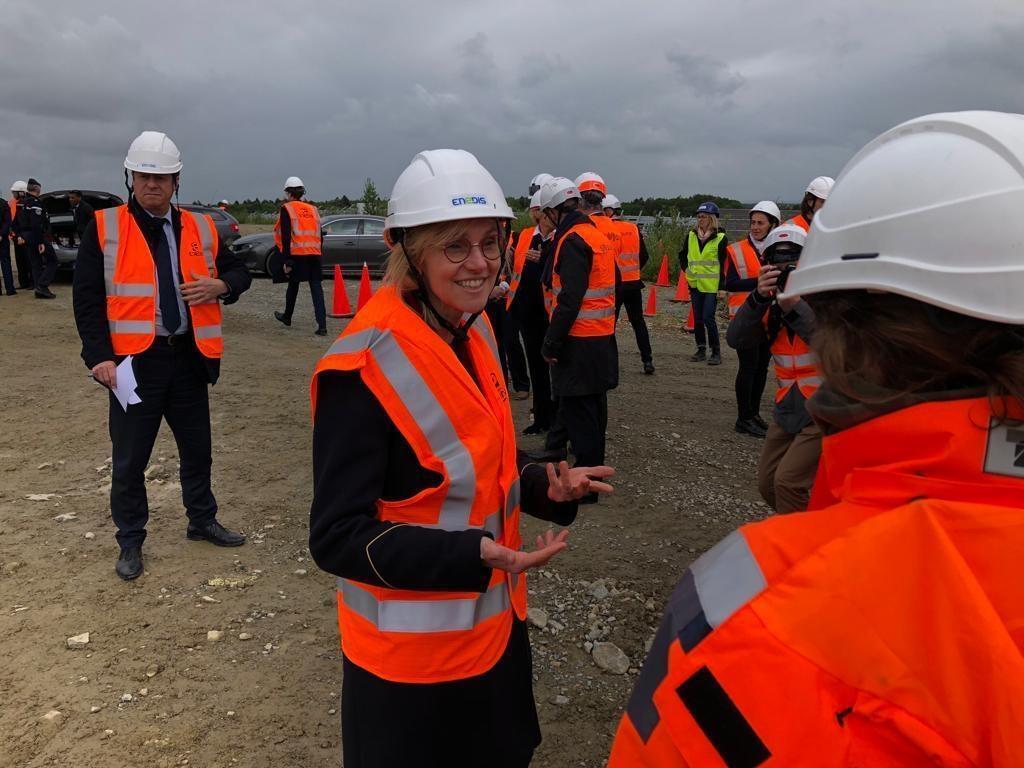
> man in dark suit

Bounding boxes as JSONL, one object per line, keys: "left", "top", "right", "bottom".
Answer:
{"left": 72, "top": 131, "right": 252, "bottom": 581}
{"left": 68, "top": 190, "right": 95, "bottom": 243}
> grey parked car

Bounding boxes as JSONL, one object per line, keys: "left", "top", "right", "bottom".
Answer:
{"left": 41, "top": 190, "right": 124, "bottom": 273}
{"left": 230, "top": 214, "right": 389, "bottom": 277}
{"left": 179, "top": 204, "right": 241, "bottom": 246}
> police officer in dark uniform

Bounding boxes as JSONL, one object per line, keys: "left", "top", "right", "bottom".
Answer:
{"left": 18, "top": 178, "right": 58, "bottom": 298}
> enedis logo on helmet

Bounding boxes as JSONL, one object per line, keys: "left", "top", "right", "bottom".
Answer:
{"left": 451, "top": 194, "right": 488, "bottom": 207}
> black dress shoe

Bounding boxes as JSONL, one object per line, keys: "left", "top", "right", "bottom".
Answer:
{"left": 527, "top": 448, "right": 568, "bottom": 463}
{"left": 187, "top": 520, "right": 246, "bottom": 547}
{"left": 522, "top": 423, "right": 548, "bottom": 436}
{"left": 34, "top": 288, "right": 56, "bottom": 299}
{"left": 274, "top": 311, "right": 292, "bottom": 327}
{"left": 689, "top": 347, "right": 706, "bottom": 362}
{"left": 707, "top": 352, "right": 722, "bottom": 366}
{"left": 752, "top": 414, "right": 769, "bottom": 431}
{"left": 315, "top": 327, "right": 327, "bottom": 336}
{"left": 735, "top": 418, "right": 767, "bottom": 438}
{"left": 115, "top": 547, "right": 144, "bottom": 581}
{"left": 5, "top": 290, "right": 15, "bottom": 296}
{"left": 643, "top": 360, "right": 655, "bottom": 375}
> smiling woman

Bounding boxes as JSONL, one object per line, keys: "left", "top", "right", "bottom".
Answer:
{"left": 307, "top": 149, "right": 616, "bottom": 768}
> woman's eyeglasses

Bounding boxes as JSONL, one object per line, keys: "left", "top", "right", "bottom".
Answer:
{"left": 442, "top": 238, "right": 503, "bottom": 264}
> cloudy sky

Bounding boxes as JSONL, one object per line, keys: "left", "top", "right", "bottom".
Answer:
{"left": 2, "top": 0, "right": 1022, "bottom": 205}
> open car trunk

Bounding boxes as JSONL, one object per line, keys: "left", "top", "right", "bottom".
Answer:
{"left": 38, "top": 190, "right": 123, "bottom": 268}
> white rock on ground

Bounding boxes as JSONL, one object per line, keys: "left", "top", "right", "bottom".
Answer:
{"left": 207, "top": 630, "right": 224, "bottom": 642}
{"left": 66, "top": 632, "right": 90, "bottom": 649}
{"left": 526, "top": 607, "right": 549, "bottom": 629}
{"left": 592, "top": 642, "right": 630, "bottom": 675}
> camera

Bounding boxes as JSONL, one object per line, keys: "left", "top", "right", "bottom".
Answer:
{"left": 764, "top": 244, "right": 801, "bottom": 293}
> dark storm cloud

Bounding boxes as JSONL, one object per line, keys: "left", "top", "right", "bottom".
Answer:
{"left": 1, "top": 0, "right": 1022, "bottom": 204}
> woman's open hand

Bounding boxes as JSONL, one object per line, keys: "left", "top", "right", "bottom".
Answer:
{"left": 546, "top": 460, "right": 615, "bottom": 502}
{"left": 481, "top": 529, "right": 569, "bottom": 574}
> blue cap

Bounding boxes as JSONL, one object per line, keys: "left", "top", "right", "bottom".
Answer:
{"left": 696, "top": 201, "right": 720, "bottom": 216}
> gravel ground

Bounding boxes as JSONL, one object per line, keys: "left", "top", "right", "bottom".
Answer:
{"left": 0, "top": 275, "right": 769, "bottom": 767}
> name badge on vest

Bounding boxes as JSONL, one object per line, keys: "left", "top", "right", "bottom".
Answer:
{"left": 983, "top": 420, "right": 1024, "bottom": 479}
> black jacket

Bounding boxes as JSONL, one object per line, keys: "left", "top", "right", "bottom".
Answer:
{"left": 72, "top": 200, "right": 95, "bottom": 239}
{"left": 72, "top": 197, "right": 252, "bottom": 385}
{"left": 15, "top": 194, "right": 50, "bottom": 245}
{"left": 542, "top": 209, "right": 618, "bottom": 397}
{"left": 0, "top": 197, "right": 11, "bottom": 240}
{"left": 309, "top": 370, "right": 578, "bottom": 592}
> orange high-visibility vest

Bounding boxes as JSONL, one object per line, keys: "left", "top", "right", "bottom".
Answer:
{"left": 310, "top": 285, "right": 528, "bottom": 684}
{"left": 615, "top": 219, "right": 643, "bottom": 283}
{"left": 274, "top": 201, "right": 321, "bottom": 256}
{"left": 785, "top": 214, "right": 810, "bottom": 232}
{"left": 94, "top": 205, "right": 222, "bottom": 359}
{"left": 771, "top": 326, "right": 820, "bottom": 403}
{"left": 547, "top": 221, "right": 617, "bottom": 337}
{"left": 506, "top": 227, "right": 536, "bottom": 310}
{"left": 725, "top": 238, "right": 762, "bottom": 318}
{"left": 610, "top": 397, "right": 1024, "bottom": 767}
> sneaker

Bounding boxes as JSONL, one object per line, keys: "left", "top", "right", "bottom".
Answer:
{"left": 707, "top": 352, "right": 722, "bottom": 366}
{"left": 689, "top": 348, "right": 707, "bottom": 363}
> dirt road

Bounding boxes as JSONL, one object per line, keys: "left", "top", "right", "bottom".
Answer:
{"left": 0, "top": 277, "right": 769, "bottom": 767}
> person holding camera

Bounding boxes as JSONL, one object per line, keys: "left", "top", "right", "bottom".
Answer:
{"left": 726, "top": 223, "right": 820, "bottom": 513}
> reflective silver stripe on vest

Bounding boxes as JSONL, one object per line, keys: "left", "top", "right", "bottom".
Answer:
{"left": 731, "top": 244, "right": 750, "bottom": 279}
{"left": 505, "top": 477, "right": 520, "bottom": 519}
{"left": 338, "top": 578, "right": 510, "bottom": 633}
{"left": 576, "top": 306, "right": 616, "bottom": 320}
{"left": 109, "top": 283, "right": 155, "bottom": 297}
{"left": 551, "top": 285, "right": 614, "bottom": 299}
{"left": 773, "top": 352, "right": 816, "bottom": 369}
{"left": 99, "top": 209, "right": 121, "bottom": 296}
{"left": 619, "top": 252, "right": 640, "bottom": 264}
{"left": 324, "top": 327, "right": 476, "bottom": 531}
{"left": 109, "top": 320, "right": 152, "bottom": 335}
{"left": 690, "top": 529, "right": 766, "bottom": 628}
{"left": 194, "top": 324, "right": 222, "bottom": 340}
{"left": 799, "top": 375, "right": 822, "bottom": 388}
{"left": 472, "top": 321, "right": 500, "bottom": 369}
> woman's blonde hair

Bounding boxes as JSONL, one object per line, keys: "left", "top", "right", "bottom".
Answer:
{"left": 383, "top": 218, "right": 508, "bottom": 332}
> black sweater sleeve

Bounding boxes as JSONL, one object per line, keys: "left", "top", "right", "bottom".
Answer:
{"left": 214, "top": 237, "right": 251, "bottom": 303}
{"left": 638, "top": 232, "right": 649, "bottom": 270}
{"left": 309, "top": 372, "right": 494, "bottom": 592}
{"left": 543, "top": 232, "right": 591, "bottom": 359}
{"left": 72, "top": 220, "right": 116, "bottom": 369}
{"left": 278, "top": 206, "right": 291, "bottom": 260}
{"left": 516, "top": 454, "right": 578, "bottom": 526}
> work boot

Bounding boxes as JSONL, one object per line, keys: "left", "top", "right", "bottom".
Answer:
{"left": 752, "top": 414, "right": 769, "bottom": 431}
{"left": 522, "top": 423, "right": 548, "bottom": 436}
{"left": 274, "top": 311, "right": 292, "bottom": 327}
{"left": 115, "top": 547, "right": 144, "bottom": 581}
{"left": 315, "top": 326, "right": 327, "bottom": 336}
{"left": 689, "top": 347, "right": 707, "bottom": 363}
{"left": 734, "top": 418, "right": 767, "bottom": 438}
{"left": 643, "top": 360, "right": 655, "bottom": 375}
{"left": 35, "top": 287, "right": 56, "bottom": 299}
{"left": 707, "top": 351, "right": 722, "bottom": 366}
{"left": 187, "top": 520, "right": 246, "bottom": 547}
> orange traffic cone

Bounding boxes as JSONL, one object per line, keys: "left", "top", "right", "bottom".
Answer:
{"left": 684, "top": 305, "right": 695, "bottom": 333}
{"left": 643, "top": 286, "right": 657, "bottom": 317}
{"left": 670, "top": 270, "right": 690, "bottom": 302}
{"left": 357, "top": 262, "right": 373, "bottom": 311}
{"left": 328, "top": 265, "right": 354, "bottom": 318}
{"left": 655, "top": 254, "right": 670, "bottom": 287}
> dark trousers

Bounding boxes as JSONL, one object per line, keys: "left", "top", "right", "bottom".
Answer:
{"left": 735, "top": 342, "right": 772, "bottom": 420}
{"left": 29, "top": 241, "right": 57, "bottom": 290}
{"left": 485, "top": 300, "right": 511, "bottom": 387}
{"left": 558, "top": 392, "right": 607, "bottom": 469}
{"left": 0, "top": 237, "right": 15, "bottom": 293}
{"left": 514, "top": 292, "right": 554, "bottom": 428}
{"left": 284, "top": 266, "right": 326, "bottom": 329}
{"left": 615, "top": 286, "right": 653, "bottom": 362}
{"left": 502, "top": 303, "right": 530, "bottom": 393}
{"left": 691, "top": 289, "right": 719, "bottom": 351}
{"left": 108, "top": 342, "right": 217, "bottom": 548}
{"left": 13, "top": 240, "right": 32, "bottom": 288}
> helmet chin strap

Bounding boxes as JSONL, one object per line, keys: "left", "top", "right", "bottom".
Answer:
{"left": 393, "top": 222, "right": 507, "bottom": 345}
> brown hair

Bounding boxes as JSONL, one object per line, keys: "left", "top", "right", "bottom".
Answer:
{"left": 808, "top": 291, "right": 1024, "bottom": 412}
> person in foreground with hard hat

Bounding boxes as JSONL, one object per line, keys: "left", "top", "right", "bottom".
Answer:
{"left": 273, "top": 176, "right": 327, "bottom": 335}
{"left": 680, "top": 202, "right": 729, "bottom": 365}
{"left": 507, "top": 187, "right": 557, "bottom": 434}
{"left": 787, "top": 175, "right": 833, "bottom": 232}
{"left": 725, "top": 201, "right": 780, "bottom": 438}
{"left": 610, "top": 110, "right": 1024, "bottom": 766}
{"left": 308, "top": 150, "right": 614, "bottom": 768}
{"left": 72, "top": 131, "right": 252, "bottom": 581}
{"left": 604, "top": 193, "right": 654, "bottom": 374}
{"left": 727, "top": 223, "right": 821, "bottom": 512}
{"left": 8, "top": 181, "right": 32, "bottom": 290}
{"left": 537, "top": 177, "right": 618, "bottom": 491}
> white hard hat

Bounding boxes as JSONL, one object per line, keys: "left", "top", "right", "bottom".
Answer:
{"left": 385, "top": 149, "right": 513, "bottom": 233}
{"left": 784, "top": 111, "right": 1024, "bottom": 323}
{"left": 529, "top": 190, "right": 543, "bottom": 209}
{"left": 10, "top": 180, "right": 27, "bottom": 193}
{"left": 539, "top": 177, "right": 581, "bottom": 210}
{"left": 574, "top": 172, "right": 606, "bottom": 195}
{"left": 219, "top": 199, "right": 229, "bottom": 206}
{"left": 529, "top": 173, "right": 554, "bottom": 193}
{"left": 805, "top": 176, "right": 835, "bottom": 200}
{"left": 762, "top": 223, "right": 807, "bottom": 253}
{"left": 124, "top": 131, "right": 182, "bottom": 174}
{"left": 750, "top": 200, "right": 781, "bottom": 222}
{"left": 602, "top": 194, "right": 621, "bottom": 210}
{"left": 284, "top": 176, "right": 304, "bottom": 190}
